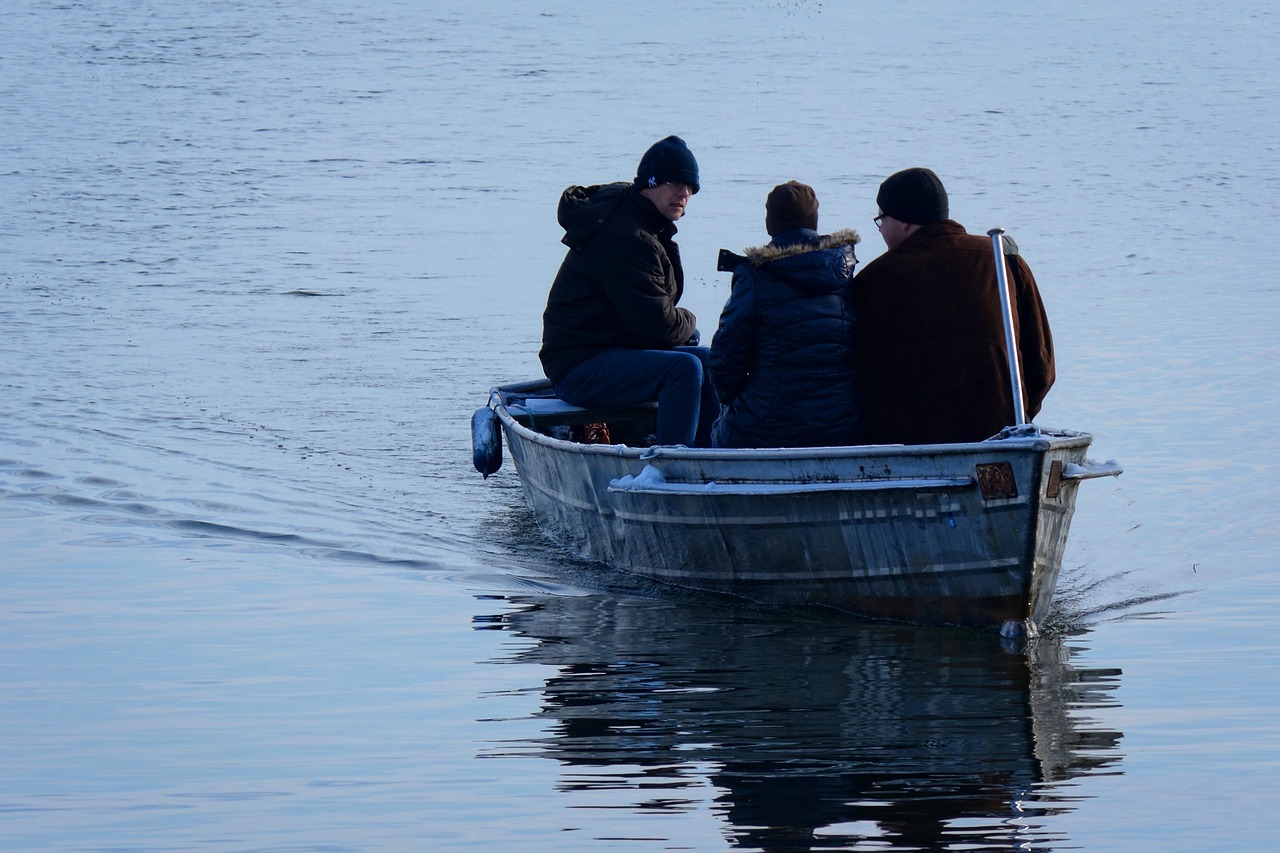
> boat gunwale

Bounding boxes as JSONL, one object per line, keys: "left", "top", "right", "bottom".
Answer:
{"left": 488, "top": 381, "right": 1094, "bottom": 461}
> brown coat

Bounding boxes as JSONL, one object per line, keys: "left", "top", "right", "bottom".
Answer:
{"left": 853, "top": 220, "right": 1055, "bottom": 444}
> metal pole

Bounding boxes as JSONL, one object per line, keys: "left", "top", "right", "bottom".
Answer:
{"left": 987, "top": 228, "right": 1027, "bottom": 427}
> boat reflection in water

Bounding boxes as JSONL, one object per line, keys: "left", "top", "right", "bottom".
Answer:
{"left": 476, "top": 593, "right": 1123, "bottom": 851}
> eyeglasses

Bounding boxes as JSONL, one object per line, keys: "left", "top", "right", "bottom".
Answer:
{"left": 873, "top": 214, "right": 887, "bottom": 229}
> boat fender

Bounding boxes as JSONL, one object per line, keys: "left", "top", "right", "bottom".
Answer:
{"left": 471, "top": 407, "right": 503, "bottom": 478}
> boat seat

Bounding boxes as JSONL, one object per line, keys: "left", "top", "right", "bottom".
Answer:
{"left": 507, "top": 396, "right": 657, "bottom": 430}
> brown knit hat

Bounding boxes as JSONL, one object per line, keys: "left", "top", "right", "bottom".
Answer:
{"left": 765, "top": 181, "right": 819, "bottom": 236}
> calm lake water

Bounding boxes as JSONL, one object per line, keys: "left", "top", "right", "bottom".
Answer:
{"left": 2, "top": 1, "right": 1278, "bottom": 850}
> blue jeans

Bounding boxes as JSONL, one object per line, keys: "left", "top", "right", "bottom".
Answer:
{"left": 554, "top": 346, "right": 718, "bottom": 447}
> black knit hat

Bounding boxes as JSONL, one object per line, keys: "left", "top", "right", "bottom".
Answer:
{"left": 635, "top": 135, "right": 700, "bottom": 194}
{"left": 765, "top": 181, "right": 819, "bottom": 236}
{"left": 876, "top": 167, "right": 949, "bottom": 224}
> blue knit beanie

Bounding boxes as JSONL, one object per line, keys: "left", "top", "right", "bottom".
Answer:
{"left": 635, "top": 136, "right": 700, "bottom": 194}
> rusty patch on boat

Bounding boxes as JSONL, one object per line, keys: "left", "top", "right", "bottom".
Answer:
{"left": 976, "top": 462, "right": 1018, "bottom": 500}
{"left": 1045, "top": 460, "right": 1064, "bottom": 498}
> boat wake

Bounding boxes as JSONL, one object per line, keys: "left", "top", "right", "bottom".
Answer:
{"left": 1044, "top": 567, "right": 1194, "bottom": 633}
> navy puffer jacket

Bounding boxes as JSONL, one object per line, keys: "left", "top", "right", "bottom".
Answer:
{"left": 709, "top": 228, "right": 863, "bottom": 448}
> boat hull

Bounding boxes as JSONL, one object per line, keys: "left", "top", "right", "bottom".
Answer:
{"left": 489, "top": 382, "right": 1100, "bottom": 632}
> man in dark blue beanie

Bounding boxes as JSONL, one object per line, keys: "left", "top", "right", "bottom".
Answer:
{"left": 539, "top": 135, "right": 718, "bottom": 447}
{"left": 853, "top": 167, "right": 1056, "bottom": 444}
{"left": 635, "top": 135, "right": 701, "bottom": 194}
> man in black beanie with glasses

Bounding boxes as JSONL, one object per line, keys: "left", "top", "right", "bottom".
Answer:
{"left": 539, "top": 135, "right": 717, "bottom": 447}
{"left": 854, "top": 167, "right": 1055, "bottom": 445}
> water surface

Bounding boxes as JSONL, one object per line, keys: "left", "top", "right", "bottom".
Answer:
{"left": 2, "top": 1, "right": 1278, "bottom": 850}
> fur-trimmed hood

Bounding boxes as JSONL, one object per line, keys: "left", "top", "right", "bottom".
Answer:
{"left": 742, "top": 228, "right": 861, "bottom": 265}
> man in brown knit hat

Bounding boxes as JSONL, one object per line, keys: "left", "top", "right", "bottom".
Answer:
{"left": 708, "top": 181, "right": 863, "bottom": 448}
